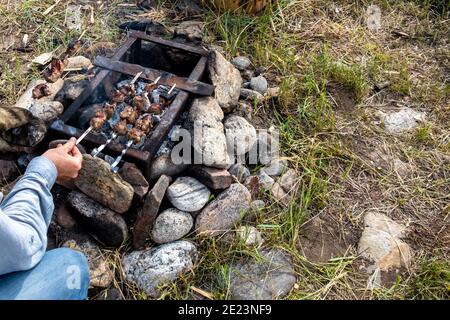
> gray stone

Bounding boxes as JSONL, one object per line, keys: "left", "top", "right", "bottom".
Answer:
{"left": 176, "top": 0, "right": 202, "bottom": 16}
{"left": 257, "top": 131, "right": 279, "bottom": 165}
{"left": 14, "top": 79, "right": 64, "bottom": 110}
{"left": 173, "top": 21, "right": 203, "bottom": 43}
{"left": 225, "top": 115, "right": 257, "bottom": 160}
{"left": 229, "top": 249, "right": 296, "bottom": 299}
{"left": 250, "top": 75, "right": 268, "bottom": 94}
{"left": 232, "top": 56, "right": 251, "bottom": 71}
{"left": 250, "top": 200, "right": 265, "bottom": 210}
{"left": 195, "top": 183, "right": 251, "bottom": 236}
{"left": 186, "top": 97, "right": 230, "bottom": 169}
{"left": 122, "top": 241, "right": 197, "bottom": 298}
{"left": 149, "top": 153, "right": 189, "bottom": 181}
{"left": 56, "top": 79, "right": 88, "bottom": 101}
{"left": 74, "top": 155, "right": 134, "bottom": 214}
{"left": 152, "top": 208, "right": 194, "bottom": 244}
{"left": 67, "top": 191, "right": 128, "bottom": 247}
{"left": 28, "top": 100, "right": 64, "bottom": 123}
{"left": 263, "top": 158, "right": 288, "bottom": 176}
{"left": 0, "top": 159, "right": 19, "bottom": 182}
{"left": 228, "top": 163, "right": 250, "bottom": 183}
{"left": 66, "top": 56, "right": 93, "bottom": 70}
{"left": 358, "top": 212, "right": 411, "bottom": 271}
{"left": 278, "top": 169, "right": 299, "bottom": 193}
{"left": 133, "top": 174, "right": 171, "bottom": 249}
{"left": 272, "top": 182, "right": 291, "bottom": 206}
{"left": 230, "top": 102, "right": 253, "bottom": 121}
{"left": 236, "top": 226, "right": 264, "bottom": 246}
{"left": 63, "top": 238, "right": 113, "bottom": 288}
{"left": 119, "top": 162, "right": 149, "bottom": 201}
{"left": 208, "top": 50, "right": 242, "bottom": 113}
{"left": 167, "top": 177, "right": 211, "bottom": 212}
{"left": 240, "top": 88, "right": 264, "bottom": 101}
{"left": 55, "top": 202, "right": 77, "bottom": 229}
{"left": 257, "top": 169, "right": 274, "bottom": 190}
{"left": 378, "top": 107, "right": 425, "bottom": 133}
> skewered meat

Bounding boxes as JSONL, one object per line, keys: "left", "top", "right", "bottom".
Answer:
{"left": 128, "top": 127, "right": 145, "bottom": 144}
{"left": 44, "top": 58, "right": 67, "bottom": 83}
{"left": 120, "top": 105, "right": 138, "bottom": 125}
{"left": 142, "top": 92, "right": 151, "bottom": 109}
{"left": 135, "top": 115, "right": 153, "bottom": 133}
{"left": 145, "top": 82, "right": 157, "bottom": 93}
{"left": 119, "top": 84, "right": 135, "bottom": 96}
{"left": 113, "top": 120, "right": 128, "bottom": 136}
{"left": 112, "top": 90, "right": 125, "bottom": 103}
{"left": 90, "top": 110, "right": 107, "bottom": 130}
{"left": 147, "top": 103, "right": 162, "bottom": 115}
{"left": 159, "top": 96, "right": 172, "bottom": 108}
{"left": 132, "top": 95, "right": 146, "bottom": 112}
{"left": 32, "top": 84, "right": 51, "bottom": 99}
{"left": 104, "top": 102, "right": 117, "bottom": 118}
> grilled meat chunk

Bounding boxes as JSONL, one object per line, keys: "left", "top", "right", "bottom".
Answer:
{"left": 90, "top": 110, "right": 107, "bottom": 130}
{"left": 120, "top": 105, "right": 138, "bottom": 125}
{"left": 32, "top": 84, "right": 51, "bottom": 99}
{"left": 128, "top": 127, "right": 145, "bottom": 144}
{"left": 147, "top": 102, "right": 162, "bottom": 115}
{"left": 112, "top": 90, "right": 125, "bottom": 103}
{"left": 135, "top": 115, "right": 153, "bottom": 133}
{"left": 104, "top": 102, "right": 117, "bottom": 118}
{"left": 132, "top": 95, "right": 146, "bottom": 112}
{"left": 113, "top": 120, "right": 128, "bottom": 136}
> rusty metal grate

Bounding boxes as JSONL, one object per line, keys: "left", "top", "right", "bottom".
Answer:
{"left": 49, "top": 30, "right": 212, "bottom": 180}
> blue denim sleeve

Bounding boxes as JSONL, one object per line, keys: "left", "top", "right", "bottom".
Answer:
{"left": 0, "top": 156, "right": 57, "bottom": 275}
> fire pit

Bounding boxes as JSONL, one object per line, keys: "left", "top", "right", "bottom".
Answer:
{"left": 49, "top": 30, "right": 213, "bottom": 179}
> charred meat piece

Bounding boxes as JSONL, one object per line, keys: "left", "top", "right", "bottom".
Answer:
{"left": 132, "top": 95, "right": 146, "bottom": 112}
{"left": 128, "top": 127, "right": 145, "bottom": 144}
{"left": 144, "top": 82, "right": 157, "bottom": 93}
{"left": 159, "top": 96, "right": 173, "bottom": 108}
{"left": 119, "top": 84, "right": 135, "bottom": 96}
{"left": 112, "top": 90, "right": 125, "bottom": 103}
{"left": 90, "top": 110, "right": 107, "bottom": 130}
{"left": 135, "top": 115, "right": 153, "bottom": 133}
{"left": 147, "top": 102, "right": 162, "bottom": 115}
{"left": 44, "top": 58, "right": 67, "bottom": 83}
{"left": 113, "top": 120, "right": 128, "bottom": 136}
{"left": 32, "top": 84, "right": 51, "bottom": 99}
{"left": 120, "top": 105, "right": 138, "bottom": 125}
{"left": 104, "top": 102, "right": 117, "bottom": 118}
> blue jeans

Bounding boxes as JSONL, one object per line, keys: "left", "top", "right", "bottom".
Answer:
{"left": 0, "top": 248, "right": 89, "bottom": 300}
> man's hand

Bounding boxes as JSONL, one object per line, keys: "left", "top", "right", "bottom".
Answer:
{"left": 42, "top": 137, "right": 83, "bottom": 180}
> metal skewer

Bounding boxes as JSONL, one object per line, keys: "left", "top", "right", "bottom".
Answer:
{"left": 111, "top": 140, "right": 133, "bottom": 173}
{"left": 168, "top": 83, "right": 177, "bottom": 95}
{"left": 91, "top": 132, "right": 118, "bottom": 157}
{"left": 76, "top": 126, "right": 93, "bottom": 145}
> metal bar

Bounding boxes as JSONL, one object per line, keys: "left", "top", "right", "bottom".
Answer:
{"left": 142, "top": 55, "right": 208, "bottom": 179}
{"left": 93, "top": 56, "right": 214, "bottom": 96}
{"left": 60, "top": 36, "right": 137, "bottom": 123}
{"left": 130, "top": 30, "right": 208, "bottom": 56}
{"left": 49, "top": 120, "right": 151, "bottom": 162}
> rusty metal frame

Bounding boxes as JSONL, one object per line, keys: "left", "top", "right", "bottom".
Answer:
{"left": 49, "top": 32, "right": 209, "bottom": 180}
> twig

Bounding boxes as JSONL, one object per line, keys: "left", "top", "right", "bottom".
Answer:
{"left": 43, "top": 0, "right": 62, "bottom": 16}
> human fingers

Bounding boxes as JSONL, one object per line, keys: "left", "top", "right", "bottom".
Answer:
{"left": 61, "top": 137, "right": 77, "bottom": 153}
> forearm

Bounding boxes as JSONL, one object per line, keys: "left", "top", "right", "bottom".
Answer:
{"left": 0, "top": 156, "right": 57, "bottom": 275}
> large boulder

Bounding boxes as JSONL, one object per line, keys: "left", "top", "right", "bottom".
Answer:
{"left": 149, "top": 153, "right": 188, "bottom": 181}
{"left": 208, "top": 50, "right": 242, "bottom": 113}
{"left": 74, "top": 155, "right": 134, "bottom": 213}
{"left": 122, "top": 241, "right": 197, "bottom": 298}
{"left": 0, "top": 159, "right": 19, "bottom": 182}
{"left": 195, "top": 183, "right": 251, "bottom": 236}
{"left": 229, "top": 249, "right": 296, "bottom": 299}
{"left": 166, "top": 176, "right": 211, "bottom": 212}
{"left": 67, "top": 191, "right": 128, "bottom": 247}
{"left": 224, "top": 115, "right": 257, "bottom": 161}
{"left": 186, "top": 97, "right": 230, "bottom": 168}
{"left": 152, "top": 208, "right": 194, "bottom": 244}
{"left": 133, "top": 175, "right": 172, "bottom": 249}
{"left": 358, "top": 212, "right": 412, "bottom": 271}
